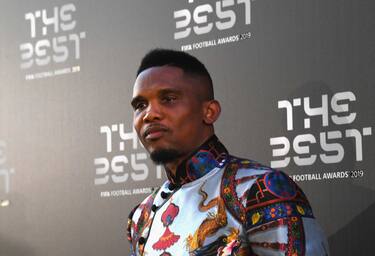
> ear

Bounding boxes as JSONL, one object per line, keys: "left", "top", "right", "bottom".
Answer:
{"left": 203, "top": 100, "right": 221, "bottom": 125}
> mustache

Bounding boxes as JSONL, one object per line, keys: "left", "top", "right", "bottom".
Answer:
{"left": 142, "top": 124, "right": 170, "bottom": 138}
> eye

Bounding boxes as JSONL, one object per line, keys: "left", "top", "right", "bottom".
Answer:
{"left": 162, "top": 95, "right": 177, "bottom": 104}
{"left": 133, "top": 101, "right": 147, "bottom": 111}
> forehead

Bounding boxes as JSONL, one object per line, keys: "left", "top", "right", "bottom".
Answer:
{"left": 132, "top": 66, "right": 193, "bottom": 97}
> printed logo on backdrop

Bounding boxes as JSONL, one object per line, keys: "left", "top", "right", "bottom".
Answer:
{"left": 270, "top": 91, "right": 372, "bottom": 183}
{"left": 174, "top": 0, "right": 253, "bottom": 51}
{"left": 19, "top": 3, "right": 86, "bottom": 81}
{"left": 94, "top": 123, "right": 163, "bottom": 198}
{"left": 0, "top": 141, "right": 15, "bottom": 208}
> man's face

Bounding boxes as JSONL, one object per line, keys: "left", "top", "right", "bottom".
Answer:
{"left": 131, "top": 66, "right": 209, "bottom": 163}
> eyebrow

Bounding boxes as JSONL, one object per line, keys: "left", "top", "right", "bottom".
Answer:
{"left": 131, "top": 88, "right": 183, "bottom": 108}
{"left": 158, "top": 88, "right": 183, "bottom": 97}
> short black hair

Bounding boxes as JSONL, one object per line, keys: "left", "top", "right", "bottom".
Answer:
{"left": 136, "top": 48, "right": 214, "bottom": 100}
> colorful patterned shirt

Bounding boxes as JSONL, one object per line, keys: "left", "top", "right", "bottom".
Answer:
{"left": 127, "top": 135, "right": 329, "bottom": 256}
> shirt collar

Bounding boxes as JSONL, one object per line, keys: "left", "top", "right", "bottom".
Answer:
{"left": 165, "top": 135, "right": 228, "bottom": 186}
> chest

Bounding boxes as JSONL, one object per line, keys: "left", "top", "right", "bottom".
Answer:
{"left": 136, "top": 171, "right": 247, "bottom": 255}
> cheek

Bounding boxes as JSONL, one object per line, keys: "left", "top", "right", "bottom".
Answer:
{"left": 175, "top": 111, "right": 203, "bottom": 133}
{"left": 133, "top": 115, "right": 142, "bottom": 132}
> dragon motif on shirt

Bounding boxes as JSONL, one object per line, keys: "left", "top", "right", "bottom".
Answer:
{"left": 186, "top": 183, "right": 227, "bottom": 252}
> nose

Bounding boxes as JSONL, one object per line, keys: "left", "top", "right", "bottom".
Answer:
{"left": 143, "top": 102, "right": 162, "bottom": 122}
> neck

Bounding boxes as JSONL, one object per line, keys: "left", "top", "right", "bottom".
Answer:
{"left": 164, "top": 133, "right": 213, "bottom": 176}
{"left": 163, "top": 134, "right": 228, "bottom": 185}
{"left": 164, "top": 160, "right": 182, "bottom": 177}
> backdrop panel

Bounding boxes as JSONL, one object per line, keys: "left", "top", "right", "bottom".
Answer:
{"left": 0, "top": 0, "right": 374, "bottom": 255}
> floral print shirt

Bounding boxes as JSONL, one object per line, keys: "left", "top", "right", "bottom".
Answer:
{"left": 127, "top": 136, "right": 329, "bottom": 256}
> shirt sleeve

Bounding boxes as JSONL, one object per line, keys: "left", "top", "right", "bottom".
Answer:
{"left": 126, "top": 204, "right": 139, "bottom": 255}
{"left": 244, "top": 170, "right": 329, "bottom": 256}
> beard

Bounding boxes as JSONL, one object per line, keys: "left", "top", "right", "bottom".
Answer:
{"left": 150, "top": 148, "right": 184, "bottom": 164}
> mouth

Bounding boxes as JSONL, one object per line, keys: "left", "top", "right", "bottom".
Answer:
{"left": 143, "top": 125, "right": 169, "bottom": 141}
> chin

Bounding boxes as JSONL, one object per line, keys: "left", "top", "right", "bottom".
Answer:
{"left": 145, "top": 140, "right": 172, "bottom": 153}
{"left": 149, "top": 148, "right": 183, "bottom": 164}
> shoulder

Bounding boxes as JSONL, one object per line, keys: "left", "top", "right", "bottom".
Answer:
{"left": 221, "top": 156, "right": 274, "bottom": 194}
{"left": 220, "top": 156, "right": 274, "bottom": 223}
{"left": 221, "top": 156, "right": 313, "bottom": 227}
{"left": 223, "top": 155, "right": 308, "bottom": 202}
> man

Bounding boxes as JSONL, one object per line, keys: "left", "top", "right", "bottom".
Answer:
{"left": 127, "top": 49, "right": 329, "bottom": 256}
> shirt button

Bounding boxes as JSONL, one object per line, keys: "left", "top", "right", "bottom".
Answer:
{"left": 138, "top": 237, "right": 146, "bottom": 244}
{"left": 151, "top": 204, "right": 158, "bottom": 212}
{"left": 160, "top": 191, "right": 170, "bottom": 199}
{"left": 168, "top": 183, "right": 176, "bottom": 190}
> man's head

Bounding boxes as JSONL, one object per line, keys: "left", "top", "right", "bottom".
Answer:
{"left": 131, "top": 49, "right": 221, "bottom": 165}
